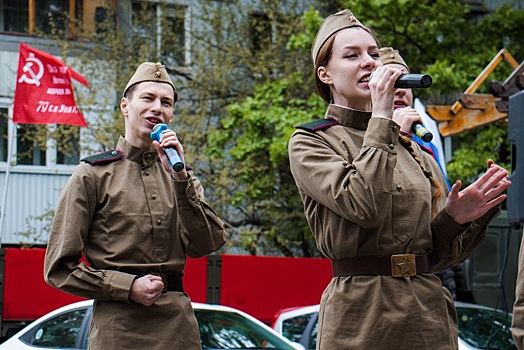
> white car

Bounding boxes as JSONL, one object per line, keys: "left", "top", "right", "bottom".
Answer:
{"left": 271, "top": 302, "right": 516, "bottom": 350}
{"left": 0, "top": 300, "right": 304, "bottom": 350}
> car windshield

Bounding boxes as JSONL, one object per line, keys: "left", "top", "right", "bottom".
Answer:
{"left": 457, "top": 305, "right": 516, "bottom": 349}
{"left": 195, "top": 309, "right": 295, "bottom": 349}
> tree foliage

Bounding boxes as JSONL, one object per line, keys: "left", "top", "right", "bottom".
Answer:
{"left": 26, "top": 0, "right": 523, "bottom": 255}
{"left": 211, "top": 0, "right": 523, "bottom": 256}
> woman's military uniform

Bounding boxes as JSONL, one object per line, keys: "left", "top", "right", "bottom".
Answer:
{"left": 288, "top": 105, "right": 499, "bottom": 350}
{"left": 45, "top": 137, "right": 227, "bottom": 349}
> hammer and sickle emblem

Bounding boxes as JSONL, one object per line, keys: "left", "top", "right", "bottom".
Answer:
{"left": 18, "top": 53, "right": 44, "bottom": 87}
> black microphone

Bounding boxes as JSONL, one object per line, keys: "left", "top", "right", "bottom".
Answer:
{"left": 150, "top": 123, "right": 185, "bottom": 172}
{"left": 395, "top": 74, "right": 432, "bottom": 88}
{"left": 370, "top": 73, "right": 432, "bottom": 89}
{"left": 411, "top": 123, "right": 433, "bottom": 142}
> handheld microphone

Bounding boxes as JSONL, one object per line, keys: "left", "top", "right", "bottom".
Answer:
{"left": 395, "top": 74, "right": 432, "bottom": 89}
{"left": 150, "top": 123, "right": 185, "bottom": 172}
{"left": 369, "top": 72, "right": 432, "bottom": 89}
{"left": 411, "top": 123, "right": 433, "bottom": 142}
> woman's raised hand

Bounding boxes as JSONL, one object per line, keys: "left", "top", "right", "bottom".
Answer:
{"left": 445, "top": 160, "right": 511, "bottom": 225}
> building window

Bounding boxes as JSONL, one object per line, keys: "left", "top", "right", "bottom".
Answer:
{"left": 56, "top": 125, "right": 80, "bottom": 165}
{"left": 249, "top": 12, "right": 271, "bottom": 54}
{"left": 3, "top": 0, "right": 29, "bottom": 33}
{"left": 16, "top": 125, "right": 46, "bottom": 166}
{"left": 0, "top": 109, "right": 8, "bottom": 162}
{"left": 131, "top": 2, "right": 157, "bottom": 52}
{"left": 131, "top": 2, "right": 187, "bottom": 66}
{"left": 1, "top": 0, "right": 73, "bottom": 35}
{"left": 160, "top": 5, "right": 186, "bottom": 66}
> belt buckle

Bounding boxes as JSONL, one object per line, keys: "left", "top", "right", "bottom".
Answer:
{"left": 391, "top": 254, "right": 416, "bottom": 277}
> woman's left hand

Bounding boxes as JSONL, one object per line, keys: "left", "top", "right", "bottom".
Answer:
{"left": 445, "top": 160, "right": 511, "bottom": 225}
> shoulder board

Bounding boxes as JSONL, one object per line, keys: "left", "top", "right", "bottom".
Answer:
{"left": 295, "top": 118, "right": 339, "bottom": 132}
{"left": 81, "top": 149, "right": 123, "bottom": 165}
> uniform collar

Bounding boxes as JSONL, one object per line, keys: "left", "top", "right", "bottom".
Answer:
{"left": 117, "top": 136, "right": 158, "bottom": 167}
{"left": 324, "top": 104, "right": 372, "bottom": 130}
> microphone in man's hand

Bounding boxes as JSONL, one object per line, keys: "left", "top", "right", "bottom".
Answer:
{"left": 150, "top": 123, "right": 185, "bottom": 172}
{"left": 411, "top": 123, "right": 433, "bottom": 142}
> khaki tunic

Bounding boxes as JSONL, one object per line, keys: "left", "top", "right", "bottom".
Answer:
{"left": 44, "top": 136, "right": 227, "bottom": 350}
{"left": 288, "top": 105, "right": 499, "bottom": 350}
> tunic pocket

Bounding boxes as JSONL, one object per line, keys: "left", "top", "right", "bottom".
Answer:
{"left": 392, "top": 218, "right": 413, "bottom": 243}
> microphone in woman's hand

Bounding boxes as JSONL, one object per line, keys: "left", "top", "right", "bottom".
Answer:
{"left": 394, "top": 74, "right": 432, "bottom": 89}
{"left": 411, "top": 123, "right": 433, "bottom": 142}
{"left": 370, "top": 73, "right": 432, "bottom": 89}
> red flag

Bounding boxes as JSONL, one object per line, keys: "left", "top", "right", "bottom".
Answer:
{"left": 13, "top": 43, "right": 89, "bottom": 127}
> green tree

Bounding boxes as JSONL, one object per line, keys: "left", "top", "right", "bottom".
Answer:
{"left": 189, "top": 1, "right": 323, "bottom": 256}
{"left": 211, "top": 0, "right": 523, "bottom": 256}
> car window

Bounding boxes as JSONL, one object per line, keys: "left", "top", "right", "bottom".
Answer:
{"left": 282, "top": 313, "right": 313, "bottom": 343}
{"left": 457, "top": 306, "right": 516, "bottom": 349}
{"left": 20, "top": 308, "right": 88, "bottom": 349}
{"left": 195, "top": 309, "right": 296, "bottom": 349}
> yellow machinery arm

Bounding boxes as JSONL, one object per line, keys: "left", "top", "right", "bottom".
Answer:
{"left": 426, "top": 49, "right": 521, "bottom": 137}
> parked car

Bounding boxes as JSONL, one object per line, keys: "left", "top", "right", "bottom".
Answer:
{"left": 271, "top": 301, "right": 516, "bottom": 350}
{"left": 0, "top": 300, "right": 304, "bottom": 350}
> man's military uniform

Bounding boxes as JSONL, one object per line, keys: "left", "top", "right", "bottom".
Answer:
{"left": 44, "top": 62, "right": 227, "bottom": 350}
{"left": 288, "top": 105, "right": 499, "bottom": 350}
{"left": 45, "top": 137, "right": 227, "bottom": 349}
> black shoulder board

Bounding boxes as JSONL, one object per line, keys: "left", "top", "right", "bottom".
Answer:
{"left": 295, "top": 118, "right": 339, "bottom": 132}
{"left": 81, "top": 149, "right": 123, "bottom": 165}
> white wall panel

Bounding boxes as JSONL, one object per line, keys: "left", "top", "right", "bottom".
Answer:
{"left": 0, "top": 169, "right": 72, "bottom": 245}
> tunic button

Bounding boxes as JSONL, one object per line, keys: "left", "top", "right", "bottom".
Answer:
{"left": 388, "top": 143, "right": 394, "bottom": 150}
{"left": 145, "top": 171, "right": 149, "bottom": 176}
{"left": 151, "top": 194, "right": 157, "bottom": 200}
{"left": 157, "top": 219, "right": 162, "bottom": 225}
{"left": 396, "top": 185, "right": 402, "bottom": 191}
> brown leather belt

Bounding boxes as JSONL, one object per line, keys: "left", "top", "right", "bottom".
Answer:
{"left": 331, "top": 254, "right": 431, "bottom": 278}
{"left": 155, "top": 273, "right": 184, "bottom": 293}
{"left": 134, "top": 272, "right": 184, "bottom": 293}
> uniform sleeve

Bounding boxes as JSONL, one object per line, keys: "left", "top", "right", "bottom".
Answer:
{"left": 513, "top": 235, "right": 524, "bottom": 349}
{"left": 430, "top": 206, "right": 499, "bottom": 271}
{"left": 289, "top": 117, "right": 399, "bottom": 227}
{"left": 44, "top": 166, "right": 136, "bottom": 302}
{"left": 173, "top": 172, "right": 227, "bottom": 257}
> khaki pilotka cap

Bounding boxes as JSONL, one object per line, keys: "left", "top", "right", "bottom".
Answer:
{"left": 379, "top": 47, "right": 409, "bottom": 70}
{"left": 123, "top": 62, "right": 178, "bottom": 102}
{"left": 311, "top": 9, "right": 364, "bottom": 65}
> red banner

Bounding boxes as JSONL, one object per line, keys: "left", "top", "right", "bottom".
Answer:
{"left": 13, "top": 43, "right": 89, "bottom": 127}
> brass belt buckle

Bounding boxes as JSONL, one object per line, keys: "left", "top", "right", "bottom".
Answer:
{"left": 391, "top": 254, "right": 416, "bottom": 277}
